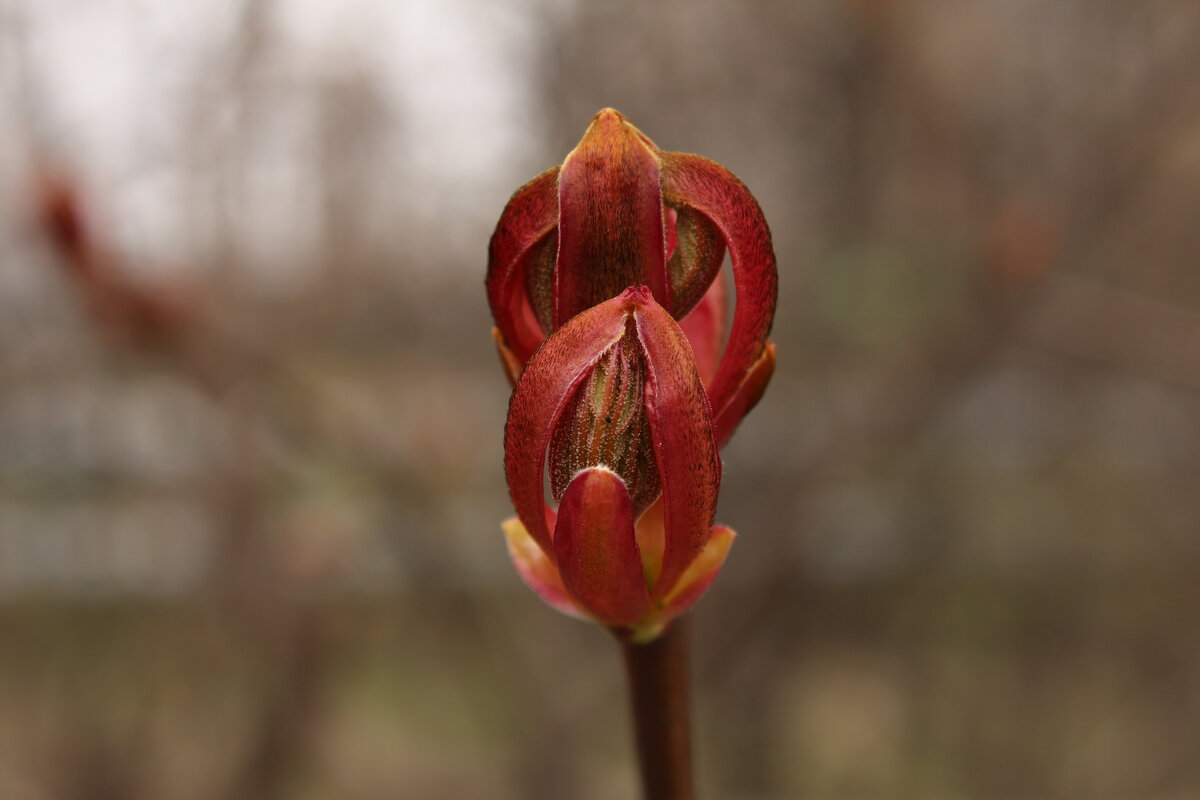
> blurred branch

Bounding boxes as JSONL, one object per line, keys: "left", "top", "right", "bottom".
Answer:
{"left": 30, "top": 165, "right": 337, "bottom": 800}
{"left": 1021, "top": 273, "right": 1200, "bottom": 393}
{"left": 702, "top": 0, "right": 1200, "bottom": 683}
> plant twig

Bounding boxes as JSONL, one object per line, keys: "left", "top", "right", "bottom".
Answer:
{"left": 620, "top": 617, "right": 696, "bottom": 800}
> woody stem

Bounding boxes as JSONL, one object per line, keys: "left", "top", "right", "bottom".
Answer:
{"left": 619, "top": 615, "right": 696, "bottom": 800}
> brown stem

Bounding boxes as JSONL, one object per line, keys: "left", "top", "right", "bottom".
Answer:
{"left": 619, "top": 616, "right": 696, "bottom": 800}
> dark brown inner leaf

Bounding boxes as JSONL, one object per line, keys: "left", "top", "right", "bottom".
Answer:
{"left": 667, "top": 204, "right": 725, "bottom": 318}
{"left": 547, "top": 319, "right": 660, "bottom": 517}
{"left": 523, "top": 229, "right": 558, "bottom": 335}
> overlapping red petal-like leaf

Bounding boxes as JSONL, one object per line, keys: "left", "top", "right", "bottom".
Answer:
{"left": 713, "top": 340, "right": 776, "bottom": 449}
{"left": 504, "top": 298, "right": 627, "bottom": 553}
{"left": 658, "top": 525, "right": 736, "bottom": 624}
{"left": 632, "top": 293, "right": 721, "bottom": 600}
{"left": 555, "top": 111, "right": 667, "bottom": 327}
{"left": 503, "top": 516, "right": 587, "bottom": 620}
{"left": 553, "top": 467, "right": 652, "bottom": 625}
{"left": 490, "top": 326, "right": 525, "bottom": 388}
{"left": 503, "top": 287, "right": 724, "bottom": 629}
{"left": 486, "top": 167, "right": 560, "bottom": 363}
{"left": 487, "top": 109, "right": 777, "bottom": 449}
{"left": 659, "top": 152, "right": 777, "bottom": 433}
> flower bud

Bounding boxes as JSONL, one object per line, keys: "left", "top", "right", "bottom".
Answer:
{"left": 502, "top": 288, "right": 735, "bottom": 639}
{"left": 487, "top": 108, "right": 778, "bottom": 447}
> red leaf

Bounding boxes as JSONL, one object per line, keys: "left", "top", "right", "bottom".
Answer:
{"left": 491, "top": 327, "right": 524, "bottom": 388}
{"left": 504, "top": 293, "right": 630, "bottom": 554}
{"left": 553, "top": 467, "right": 652, "bottom": 625}
{"left": 659, "top": 153, "right": 777, "bottom": 428}
{"left": 632, "top": 295, "right": 721, "bottom": 601}
{"left": 555, "top": 109, "right": 668, "bottom": 326}
{"left": 503, "top": 516, "right": 587, "bottom": 620}
{"left": 678, "top": 270, "right": 726, "bottom": 387}
{"left": 486, "top": 167, "right": 560, "bottom": 362}
{"left": 658, "top": 525, "right": 736, "bottom": 623}
{"left": 714, "top": 340, "right": 776, "bottom": 448}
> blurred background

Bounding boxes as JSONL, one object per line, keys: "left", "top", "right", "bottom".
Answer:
{"left": 2, "top": 1, "right": 1199, "bottom": 798}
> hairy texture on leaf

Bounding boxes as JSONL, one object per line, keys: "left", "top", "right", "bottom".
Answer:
{"left": 548, "top": 319, "right": 661, "bottom": 517}
{"left": 504, "top": 298, "right": 628, "bottom": 553}
{"left": 659, "top": 152, "right": 777, "bottom": 425}
{"left": 504, "top": 287, "right": 720, "bottom": 601}
{"left": 487, "top": 167, "right": 561, "bottom": 362}
{"left": 555, "top": 110, "right": 667, "bottom": 326}
{"left": 523, "top": 229, "right": 559, "bottom": 335}
{"left": 633, "top": 298, "right": 721, "bottom": 599}
{"left": 666, "top": 203, "right": 726, "bottom": 319}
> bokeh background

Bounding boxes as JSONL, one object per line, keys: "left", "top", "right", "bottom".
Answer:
{"left": 2, "top": 1, "right": 1199, "bottom": 798}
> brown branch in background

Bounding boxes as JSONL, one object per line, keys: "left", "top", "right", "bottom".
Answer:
{"left": 54, "top": 736, "right": 143, "bottom": 800}
{"left": 31, "top": 167, "right": 336, "bottom": 800}
{"left": 710, "top": 0, "right": 1200, "bottom": 655}
{"left": 698, "top": 18, "right": 1200, "bottom": 785}
{"left": 33, "top": 167, "right": 202, "bottom": 355}
{"left": 223, "top": 607, "right": 330, "bottom": 800}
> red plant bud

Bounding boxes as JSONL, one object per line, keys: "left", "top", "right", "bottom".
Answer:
{"left": 502, "top": 287, "right": 735, "bottom": 639}
{"left": 487, "top": 108, "right": 777, "bottom": 446}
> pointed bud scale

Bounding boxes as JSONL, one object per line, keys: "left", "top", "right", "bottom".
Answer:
{"left": 553, "top": 467, "right": 652, "bottom": 625}
{"left": 554, "top": 111, "right": 667, "bottom": 327}
{"left": 502, "top": 288, "right": 733, "bottom": 637}
{"left": 487, "top": 167, "right": 561, "bottom": 361}
{"left": 487, "top": 108, "right": 777, "bottom": 445}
